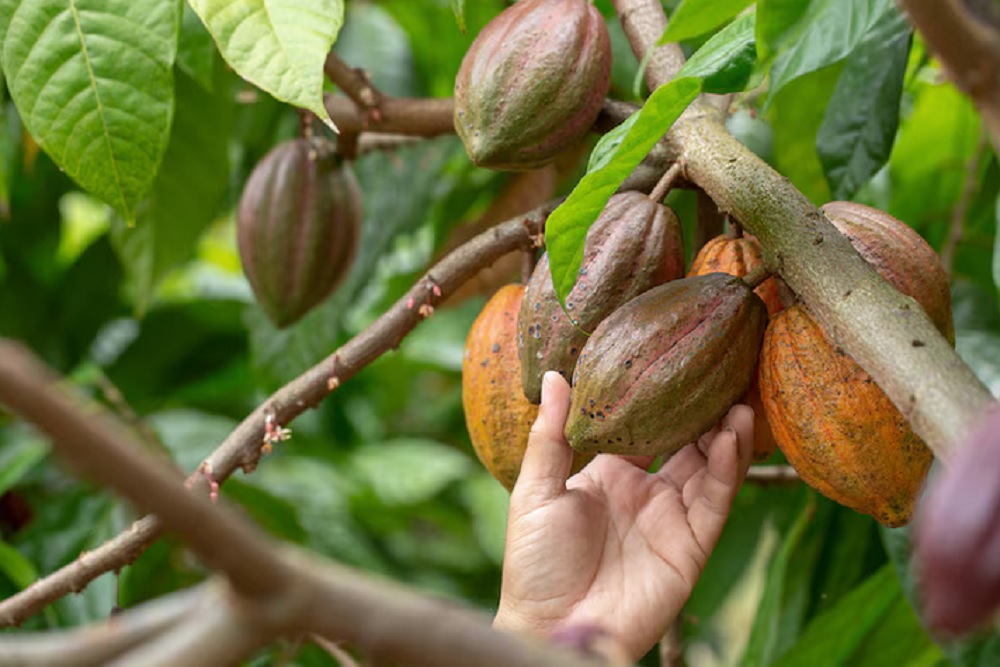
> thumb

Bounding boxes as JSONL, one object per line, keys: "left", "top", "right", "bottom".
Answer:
{"left": 512, "top": 371, "right": 574, "bottom": 503}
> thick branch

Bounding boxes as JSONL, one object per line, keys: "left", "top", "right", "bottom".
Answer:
{"left": 0, "top": 587, "right": 203, "bottom": 667}
{"left": 0, "top": 341, "right": 293, "bottom": 601}
{"left": 0, "top": 203, "right": 557, "bottom": 626}
{"left": 610, "top": 0, "right": 686, "bottom": 90}
{"left": 899, "top": 0, "right": 1000, "bottom": 152}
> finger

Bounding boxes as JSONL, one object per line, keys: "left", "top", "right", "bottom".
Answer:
{"left": 512, "top": 371, "right": 574, "bottom": 504}
{"left": 687, "top": 426, "right": 742, "bottom": 556}
{"left": 658, "top": 425, "right": 719, "bottom": 488}
{"left": 718, "top": 404, "right": 755, "bottom": 479}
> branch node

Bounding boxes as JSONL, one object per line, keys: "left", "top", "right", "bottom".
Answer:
{"left": 262, "top": 414, "right": 292, "bottom": 456}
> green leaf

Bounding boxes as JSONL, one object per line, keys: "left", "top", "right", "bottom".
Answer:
{"left": 461, "top": 472, "right": 509, "bottom": 566}
{"left": 0, "top": 0, "right": 180, "bottom": 221}
{"left": 994, "top": 192, "right": 1000, "bottom": 297}
{"left": 0, "top": 436, "right": 47, "bottom": 496}
{"left": 756, "top": 0, "right": 815, "bottom": 63}
{"left": 451, "top": 0, "right": 466, "bottom": 33}
{"left": 817, "top": 9, "right": 911, "bottom": 199}
{"left": 545, "top": 77, "right": 701, "bottom": 304}
{"left": 177, "top": 2, "right": 216, "bottom": 92}
{"left": 768, "top": 0, "right": 896, "bottom": 99}
{"left": 187, "top": 0, "right": 344, "bottom": 126}
{"left": 113, "top": 68, "right": 232, "bottom": 314}
{"left": 772, "top": 566, "right": 943, "bottom": 666}
{"left": 676, "top": 11, "right": 757, "bottom": 94}
{"left": 0, "top": 539, "right": 38, "bottom": 590}
{"left": 661, "top": 0, "right": 754, "bottom": 43}
{"left": 352, "top": 439, "right": 472, "bottom": 506}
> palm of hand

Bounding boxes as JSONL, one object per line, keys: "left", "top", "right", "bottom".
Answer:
{"left": 495, "top": 373, "right": 753, "bottom": 662}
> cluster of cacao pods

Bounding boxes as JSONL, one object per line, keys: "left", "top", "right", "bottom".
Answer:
{"left": 237, "top": 138, "right": 362, "bottom": 328}
{"left": 462, "top": 197, "right": 950, "bottom": 529}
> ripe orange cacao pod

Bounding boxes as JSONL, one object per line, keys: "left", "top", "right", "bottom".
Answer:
{"left": 453, "top": 0, "right": 611, "bottom": 170}
{"left": 518, "top": 192, "right": 684, "bottom": 403}
{"left": 237, "top": 139, "right": 361, "bottom": 328}
{"left": 822, "top": 201, "right": 954, "bottom": 343}
{"left": 688, "top": 232, "right": 782, "bottom": 461}
{"left": 566, "top": 273, "right": 768, "bottom": 457}
{"left": 463, "top": 285, "right": 591, "bottom": 490}
{"left": 759, "top": 306, "right": 933, "bottom": 527}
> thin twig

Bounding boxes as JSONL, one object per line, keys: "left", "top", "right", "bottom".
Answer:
{"left": 312, "top": 635, "right": 363, "bottom": 667}
{"left": 745, "top": 465, "right": 800, "bottom": 485}
{"left": 648, "top": 162, "right": 683, "bottom": 202}
{"left": 658, "top": 615, "right": 684, "bottom": 667}
{"left": 324, "top": 52, "right": 383, "bottom": 121}
{"left": 941, "top": 125, "right": 988, "bottom": 276}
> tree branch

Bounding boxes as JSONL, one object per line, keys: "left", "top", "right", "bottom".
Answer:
{"left": 610, "top": 0, "right": 686, "bottom": 90}
{"left": 898, "top": 0, "right": 1000, "bottom": 152}
{"left": 0, "top": 586, "right": 203, "bottom": 667}
{"left": 0, "top": 202, "right": 558, "bottom": 626}
{"left": 324, "top": 95, "right": 455, "bottom": 137}
{"left": 618, "top": 0, "right": 994, "bottom": 463}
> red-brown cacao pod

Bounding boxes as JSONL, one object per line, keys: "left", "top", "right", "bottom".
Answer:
{"left": 453, "top": 0, "right": 611, "bottom": 170}
{"left": 759, "top": 306, "right": 933, "bottom": 527}
{"left": 518, "top": 192, "right": 685, "bottom": 403}
{"left": 237, "top": 139, "right": 361, "bottom": 328}
{"left": 566, "top": 273, "right": 768, "bottom": 457}
{"left": 688, "top": 233, "right": 783, "bottom": 461}
{"left": 822, "top": 201, "right": 954, "bottom": 344}
{"left": 463, "top": 285, "right": 592, "bottom": 490}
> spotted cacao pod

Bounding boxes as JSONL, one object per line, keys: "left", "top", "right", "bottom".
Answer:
{"left": 688, "top": 232, "right": 783, "bottom": 461}
{"left": 566, "top": 273, "right": 768, "bottom": 457}
{"left": 518, "top": 192, "right": 684, "bottom": 403}
{"left": 758, "top": 204, "right": 950, "bottom": 526}
{"left": 237, "top": 139, "right": 361, "bottom": 328}
{"left": 759, "top": 306, "right": 933, "bottom": 527}
{"left": 822, "top": 201, "right": 954, "bottom": 343}
{"left": 463, "top": 285, "right": 592, "bottom": 490}
{"left": 453, "top": 0, "right": 611, "bottom": 170}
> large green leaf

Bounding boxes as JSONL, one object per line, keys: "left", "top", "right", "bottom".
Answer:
{"left": 0, "top": 539, "right": 38, "bottom": 590}
{"left": 771, "top": 566, "right": 943, "bottom": 666}
{"left": 767, "top": 0, "right": 896, "bottom": 99}
{"left": 676, "top": 11, "right": 757, "bottom": 94}
{"left": 352, "top": 439, "right": 472, "bottom": 506}
{"left": 186, "top": 0, "right": 344, "bottom": 126}
{"left": 113, "top": 68, "right": 232, "bottom": 314}
{"left": 661, "top": 0, "right": 754, "bottom": 43}
{"left": 0, "top": 435, "right": 47, "bottom": 497}
{"left": 817, "top": 9, "right": 911, "bottom": 199}
{"left": 545, "top": 77, "right": 701, "bottom": 304}
{"left": 0, "top": 0, "right": 179, "bottom": 221}
{"left": 756, "top": 0, "right": 815, "bottom": 63}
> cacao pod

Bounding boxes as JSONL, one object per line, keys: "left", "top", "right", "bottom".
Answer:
{"left": 518, "top": 192, "right": 684, "bottom": 403}
{"left": 237, "top": 139, "right": 361, "bottom": 328}
{"left": 453, "top": 0, "right": 611, "bottom": 170}
{"left": 759, "top": 306, "right": 933, "bottom": 527}
{"left": 566, "top": 273, "right": 768, "bottom": 457}
{"left": 463, "top": 285, "right": 591, "bottom": 490}
{"left": 916, "top": 403, "right": 1000, "bottom": 634}
{"left": 687, "top": 232, "right": 782, "bottom": 461}
{"left": 822, "top": 201, "right": 954, "bottom": 344}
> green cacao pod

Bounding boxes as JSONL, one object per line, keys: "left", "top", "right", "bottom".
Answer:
{"left": 453, "top": 0, "right": 611, "bottom": 170}
{"left": 518, "top": 192, "right": 684, "bottom": 403}
{"left": 237, "top": 139, "right": 361, "bottom": 328}
{"left": 822, "top": 201, "right": 954, "bottom": 344}
{"left": 566, "top": 273, "right": 768, "bottom": 457}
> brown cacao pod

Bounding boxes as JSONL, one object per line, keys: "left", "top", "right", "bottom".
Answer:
{"left": 822, "top": 201, "right": 954, "bottom": 344}
{"left": 453, "top": 0, "right": 611, "bottom": 170}
{"left": 687, "top": 233, "right": 783, "bottom": 461}
{"left": 518, "top": 192, "right": 684, "bottom": 403}
{"left": 237, "top": 139, "right": 361, "bottom": 328}
{"left": 759, "top": 306, "right": 933, "bottom": 527}
{"left": 566, "top": 273, "right": 768, "bottom": 457}
{"left": 463, "top": 285, "right": 591, "bottom": 490}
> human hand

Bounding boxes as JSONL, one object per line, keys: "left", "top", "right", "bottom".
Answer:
{"left": 494, "top": 371, "right": 754, "bottom": 662}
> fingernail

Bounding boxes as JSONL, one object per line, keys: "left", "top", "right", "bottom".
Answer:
{"left": 541, "top": 371, "right": 558, "bottom": 401}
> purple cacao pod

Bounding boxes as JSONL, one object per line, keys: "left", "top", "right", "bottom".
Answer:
{"left": 237, "top": 139, "right": 361, "bottom": 328}
{"left": 915, "top": 402, "right": 1000, "bottom": 634}
{"left": 454, "top": 0, "right": 612, "bottom": 170}
{"left": 566, "top": 274, "right": 767, "bottom": 457}
{"left": 518, "top": 192, "right": 684, "bottom": 403}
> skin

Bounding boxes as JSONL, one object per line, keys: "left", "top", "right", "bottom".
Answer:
{"left": 494, "top": 371, "right": 754, "bottom": 662}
